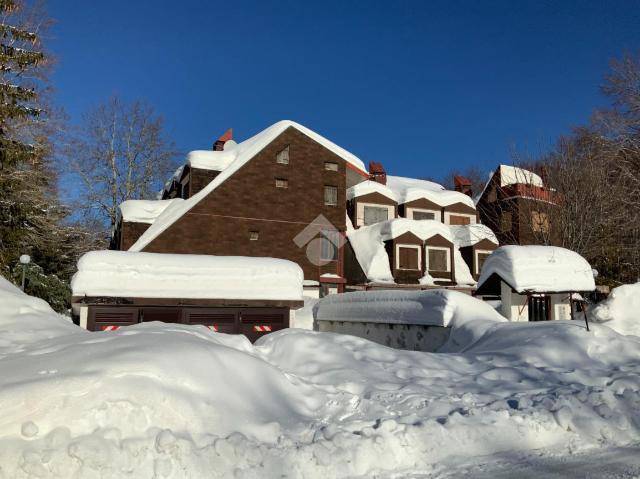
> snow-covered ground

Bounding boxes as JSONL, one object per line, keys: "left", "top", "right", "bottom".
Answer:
{"left": 1, "top": 276, "right": 640, "bottom": 478}
{"left": 590, "top": 282, "right": 640, "bottom": 337}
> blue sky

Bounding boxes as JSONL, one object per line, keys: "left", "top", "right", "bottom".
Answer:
{"left": 49, "top": 0, "right": 640, "bottom": 183}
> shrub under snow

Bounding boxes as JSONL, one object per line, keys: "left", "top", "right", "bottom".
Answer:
{"left": 589, "top": 282, "right": 640, "bottom": 337}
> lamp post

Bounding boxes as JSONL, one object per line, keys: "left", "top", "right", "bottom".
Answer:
{"left": 19, "top": 254, "right": 30, "bottom": 291}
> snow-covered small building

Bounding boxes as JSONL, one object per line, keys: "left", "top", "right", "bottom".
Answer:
{"left": 71, "top": 251, "right": 304, "bottom": 341}
{"left": 313, "top": 289, "right": 506, "bottom": 351}
{"left": 475, "top": 245, "right": 596, "bottom": 322}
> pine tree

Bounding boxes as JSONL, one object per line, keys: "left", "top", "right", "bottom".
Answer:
{"left": 0, "top": 0, "right": 102, "bottom": 311}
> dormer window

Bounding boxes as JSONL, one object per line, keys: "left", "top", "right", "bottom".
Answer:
{"left": 276, "top": 145, "right": 289, "bottom": 165}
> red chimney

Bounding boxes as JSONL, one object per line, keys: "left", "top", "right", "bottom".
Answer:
{"left": 368, "top": 161, "right": 387, "bottom": 185}
{"left": 213, "top": 128, "right": 233, "bottom": 151}
{"left": 454, "top": 175, "right": 473, "bottom": 197}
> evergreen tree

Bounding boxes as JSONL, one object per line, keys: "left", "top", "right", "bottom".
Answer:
{"left": 0, "top": 0, "right": 103, "bottom": 311}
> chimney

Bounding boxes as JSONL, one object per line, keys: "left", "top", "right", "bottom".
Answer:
{"left": 368, "top": 161, "right": 387, "bottom": 185}
{"left": 213, "top": 128, "right": 233, "bottom": 151}
{"left": 454, "top": 175, "right": 473, "bottom": 197}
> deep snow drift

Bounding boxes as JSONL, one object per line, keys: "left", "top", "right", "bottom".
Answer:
{"left": 590, "top": 282, "right": 640, "bottom": 337}
{"left": 1, "top": 277, "right": 640, "bottom": 478}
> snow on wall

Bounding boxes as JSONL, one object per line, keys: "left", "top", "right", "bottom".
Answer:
{"left": 589, "top": 282, "right": 640, "bottom": 337}
{"left": 118, "top": 198, "right": 183, "bottom": 224}
{"left": 131, "top": 120, "right": 367, "bottom": 252}
{"left": 449, "top": 224, "right": 498, "bottom": 248}
{"left": 71, "top": 250, "right": 303, "bottom": 301}
{"left": 346, "top": 180, "right": 398, "bottom": 202}
{"left": 478, "top": 245, "right": 596, "bottom": 293}
{"left": 314, "top": 289, "right": 506, "bottom": 327}
{"left": 386, "top": 175, "right": 476, "bottom": 208}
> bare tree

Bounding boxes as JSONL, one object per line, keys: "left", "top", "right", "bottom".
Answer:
{"left": 68, "top": 96, "right": 179, "bottom": 229}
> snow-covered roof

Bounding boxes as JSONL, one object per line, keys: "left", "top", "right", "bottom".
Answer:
{"left": 131, "top": 120, "right": 367, "bottom": 252}
{"left": 449, "top": 224, "right": 498, "bottom": 248}
{"left": 475, "top": 165, "right": 546, "bottom": 205}
{"left": 499, "top": 165, "right": 544, "bottom": 188}
{"left": 386, "top": 175, "right": 475, "bottom": 209}
{"left": 477, "top": 245, "right": 596, "bottom": 294}
{"left": 119, "top": 199, "right": 183, "bottom": 224}
{"left": 313, "top": 289, "right": 505, "bottom": 326}
{"left": 346, "top": 219, "right": 475, "bottom": 285}
{"left": 346, "top": 180, "right": 398, "bottom": 202}
{"left": 71, "top": 251, "right": 303, "bottom": 301}
{"left": 187, "top": 143, "right": 238, "bottom": 171}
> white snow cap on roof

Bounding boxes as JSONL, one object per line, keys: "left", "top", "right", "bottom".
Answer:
{"left": 130, "top": 120, "right": 367, "bottom": 252}
{"left": 346, "top": 180, "right": 398, "bottom": 202}
{"left": 477, "top": 245, "right": 596, "bottom": 293}
{"left": 346, "top": 218, "right": 475, "bottom": 285}
{"left": 499, "top": 165, "right": 544, "bottom": 188}
{"left": 386, "top": 175, "right": 475, "bottom": 209}
{"left": 314, "top": 289, "right": 506, "bottom": 327}
{"left": 449, "top": 224, "right": 498, "bottom": 248}
{"left": 119, "top": 199, "right": 183, "bottom": 224}
{"left": 71, "top": 251, "right": 303, "bottom": 301}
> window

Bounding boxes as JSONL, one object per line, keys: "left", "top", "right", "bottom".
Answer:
{"left": 475, "top": 250, "right": 493, "bottom": 274}
{"left": 325, "top": 162, "right": 339, "bottom": 171}
{"left": 397, "top": 245, "right": 420, "bottom": 270}
{"left": 363, "top": 205, "right": 389, "bottom": 225}
{"left": 412, "top": 210, "right": 436, "bottom": 221}
{"left": 324, "top": 185, "right": 338, "bottom": 206}
{"left": 320, "top": 230, "right": 339, "bottom": 261}
{"left": 448, "top": 214, "right": 471, "bottom": 225}
{"left": 528, "top": 295, "right": 550, "bottom": 322}
{"left": 276, "top": 145, "right": 289, "bottom": 164}
{"left": 531, "top": 211, "right": 550, "bottom": 233}
{"left": 249, "top": 231, "right": 259, "bottom": 241}
{"left": 275, "top": 178, "right": 288, "bottom": 188}
{"left": 500, "top": 211, "right": 512, "bottom": 232}
{"left": 427, "top": 247, "right": 450, "bottom": 272}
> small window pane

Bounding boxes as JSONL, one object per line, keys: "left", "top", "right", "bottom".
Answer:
{"left": 249, "top": 231, "right": 259, "bottom": 241}
{"left": 324, "top": 186, "right": 338, "bottom": 206}
{"left": 398, "top": 247, "right": 419, "bottom": 270}
{"left": 413, "top": 211, "right": 435, "bottom": 221}
{"left": 276, "top": 146, "right": 289, "bottom": 164}
{"left": 531, "top": 211, "right": 550, "bottom": 233}
{"left": 363, "top": 206, "right": 388, "bottom": 225}
{"left": 476, "top": 252, "right": 491, "bottom": 274}
{"left": 320, "top": 231, "right": 339, "bottom": 261}
{"left": 449, "top": 214, "right": 471, "bottom": 225}
{"left": 325, "top": 162, "right": 338, "bottom": 171}
{"left": 276, "top": 178, "right": 288, "bottom": 188}
{"left": 428, "top": 249, "right": 448, "bottom": 272}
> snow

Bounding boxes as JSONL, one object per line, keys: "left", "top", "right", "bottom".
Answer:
{"left": 313, "top": 289, "right": 506, "bottom": 326}
{"left": 477, "top": 245, "right": 596, "bottom": 293}
{"left": 1, "top": 277, "right": 640, "bottom": 477}
{"left": 118, "top": 198, "right": 183, "bottom": 224}
{"left": 346, "top": 218, "right": 475, "bottom": 284}
{"left": 449, "top": 223, "right": 498, "bottom": 248}
{"left": 158, "top": 165, "right": 185, "bottom": 199}
{"left": 290, "top": 296, "right": 319, "bottom": 329}
{"left": 589, "top": 282, "right": 640, "bottom": 337}
{"left": 131, "top": 120, "right": 368, "bottom": 252}
{"left": 187, "top": 149, "right": 237, "bottom": 171}
{"left": 386, "top": 175, "right": 476, "bottom": 208}
{"left": 346, "top": 180, "right": 398, "bottom": 202}
{"left": 71, "top": 250, "right": 303, "bottom": 301}
{"left": 499, "top": 164, "right": 545, "bottom": 188}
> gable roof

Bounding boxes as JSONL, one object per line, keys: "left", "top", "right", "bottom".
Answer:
{"left": 476, "top": 245, "right": 596, "bottom": 294}
{"left": 386, "top": 175, "right": 476, "bottom": 209}
{"left": 346, "top": 180, "right": 398, "bottom": 202}
{"left": 449, "top": 224, "right": 498, "bottom": 248}
{"left": 129, "top": 120, "right": 368, "bottom": 252}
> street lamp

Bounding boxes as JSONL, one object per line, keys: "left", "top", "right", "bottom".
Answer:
{"left": 19, "top": 254, "right": 30, "bottom": 291}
